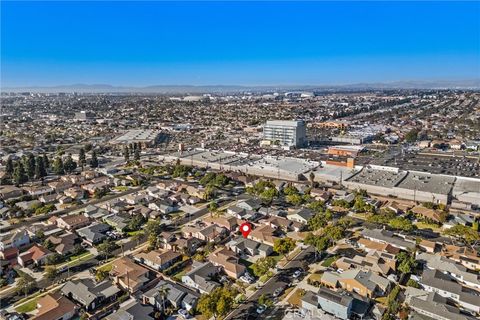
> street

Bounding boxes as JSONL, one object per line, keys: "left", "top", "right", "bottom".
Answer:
{"left": 225, "top": 246, "right": 315, "bottom": 320}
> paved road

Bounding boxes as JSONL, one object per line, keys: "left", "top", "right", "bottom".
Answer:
{"left": 225, "top": 246, "right": 315, "bottom": 320}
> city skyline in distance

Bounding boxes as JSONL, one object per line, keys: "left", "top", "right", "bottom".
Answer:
{"left": 1, "top": 1, "right": 479, "bottom": 88}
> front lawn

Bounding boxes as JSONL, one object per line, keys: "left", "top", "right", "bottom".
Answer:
{"left": 321, "top": 256, "right": 338, "bottom": 267}
{"left": 15, "top": 298, "right": 39, "bottom": 313}
{"left": 286, "top": 288, "right": 305, "bottom": 307}
{"left": 68, "top": 251, "right": 91, "bottom": 262}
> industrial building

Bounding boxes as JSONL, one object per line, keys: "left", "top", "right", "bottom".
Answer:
{"left": 110, "top": 130, "right": 163, "bottom": 148}
{"left": 262, "top": 120, "right": 307, "bottom": 148}
{"left": 161, "top": 148, "right": 319, "bottom": 181}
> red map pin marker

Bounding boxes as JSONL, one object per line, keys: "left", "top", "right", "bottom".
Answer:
{"left": 240, "top": 222, "right": 252, "bottom": 238}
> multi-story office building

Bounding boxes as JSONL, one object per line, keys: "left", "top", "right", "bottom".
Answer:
{"left": 262, "top": 120, "right": 306, "bottom": 148}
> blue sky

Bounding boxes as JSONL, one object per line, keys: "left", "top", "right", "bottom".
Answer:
{"left": 1, "top": 1, "right": 479, "bottom": 86}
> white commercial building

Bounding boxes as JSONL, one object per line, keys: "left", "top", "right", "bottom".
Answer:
{"left": 262, "top": 120, "right": 307, "bottom": 148}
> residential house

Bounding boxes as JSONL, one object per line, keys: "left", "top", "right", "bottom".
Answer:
{"left": 23, "top": 185, "right": 53, "bottom": 197}
{"left": 357, "top": 238, "right": 400, "bottom": 256}
{"left": 182, "top": 261, "right": 221, "bottom": 294}
{"left": 0, "top": 185, "right": 23, "bottom": 200}
{"left": 135, "top": 249, "right": 182, "bottom": 271}
{"left": 45, "top": 233, "right": 79, "bottom": 255}
{"left": 63, "top": 187, "right": 84, "bottom": 200}
{"left": 61, "top": 279, "right": 120, "bottom": 312}
{"left": 440, "top": 245, "right": 480, "bottom": 271}
{"left": 110, "top": 257, "right": 150, "bottom": 293}
{"left": 248, "top": 225, "right": 279, "bottom": 246}
{"left": 182, "top": 224, "right": 227, "bottom": 243}
{"left": 56, "top": 214, "right": 90, "bottom": 231}
{"left": 301, "top": 288, "right": 353, "bottom": 320}
{"left": 48, "top": 180, "right": 73, "bottom": 193}
{"left": 104, "top": 299, "right": 154, "bottom": 320}
{"left": 334, "top": 250, "right": 396, "bottom": 275}
{"left": 208, "top": 247, "right": 246, "bottom": 279}
{"left": 417, "top": 252, "right": 480, "bottom": 290}
{"left": 310, "top": 189, "right": 331, "bottom": 202}
{"left": 263, "top": 216, "right": 304, "bottom": 232}
{"left": 204, "top": 216, "right": 239, "bottom": 231}
{"left": 83, "top": 205, "right": 109, "bottom": 219}
{"left": 103, "top": 214, "right": 130, "bottom": 232}
{"left": 409, "top": 291, "right": 477, "bottom": 320}
{"left": 170, "top": 237, "right": 203, "bottom": 255}
{"left": 31, "top": 293, "right": 77, "bottom": 320}
{"left": 321, "top": 269, "right": 391, "bottom": 298}
{"left": 411, "top": 205, "right": 447, "bottom": 224}
{"left": 142, "top": 280, "right": 200, "bottom": 312}
{"left": 0, "top": 230, "right": 30, "bottom": 252}
{"left": 226, "top": 236, "right": 273, "bottom": 257}
{"left": 76, "top": 223, "right": 110, "bottom": 245}
{"left": 361, "top": 229, "right": 416, "bottom": 251}
{"left": 236, "top": 199, "right": 262, "bottom": 211}
{"left": 420, "top": 269, "right": 480, "bottom": 313}
{"left": 17, "top": 245, "right": 53, "bottom": 267}
{"left": 148, "top": 200, "right": 176, "bottom": 214}
{"left": 287, "top": 208, "right": 315, "bottom": 224}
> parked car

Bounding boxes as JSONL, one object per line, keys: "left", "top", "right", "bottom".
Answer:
{"left": 178, "top": 309, "right": 190, "bottom": 319}
{"left": 273, "top": 286, "right": 285, "bottom": 298}
{"left": 293, "top": 269, "right": 303, "bottom": 279}
{"left": 256, "top": 305, "right": 267, "bottom": 314}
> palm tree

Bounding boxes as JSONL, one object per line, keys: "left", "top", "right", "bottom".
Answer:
{"left": 158, "top": 285, "right": 170, "bottom": 313}
{"left": 309, "top": 171, "right": 315, "bottom": 187}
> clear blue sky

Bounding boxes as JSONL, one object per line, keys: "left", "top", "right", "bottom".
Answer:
{"left": 1, "top": 1, "right": 479, "bottom": 86}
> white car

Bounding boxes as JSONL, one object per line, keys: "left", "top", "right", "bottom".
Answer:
{"left": 293, "top": 270, "right": 302, "bottom": 278}
{"left": 178, "top": 309, "right": 190, "bottom": 319}
{"left": 256, "top": 305, "right": 267, "bottom": 314}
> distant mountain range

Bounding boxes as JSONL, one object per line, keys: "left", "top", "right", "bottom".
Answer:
{"left": 3, "top": 79, "right": 480, "bottom": 93}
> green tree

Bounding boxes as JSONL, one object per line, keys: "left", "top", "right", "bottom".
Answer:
{"left": 397, "top": 252, "right": 417, "bottom": 274}
{"left": 16, "top": 273, "right": 36, "bottom": 297}
{"left": 286, "top": 194, "right": 303, "bottom": 206}
{"left": 45, "top": 266, "right": 58, "bottom": 281}
{"left": 405, "top": 128, "right": 419, "bottom": 143}
{"left": 209, "top": 201, "right": 218, "bottom": 213}
{"left": 273, "top": 237, "right": 296, "bottom": 257}
{"left": 127, "top": 215, "right": 145, "bottom": 231}
{"left": 258, "top": 294, "right": 274, "bottom": 307}
{"left": 45, "top": 253, "right": 64, "bottom": 265}
{"left": 25, "top": 153, "right": 36, "bottom": 180}
{"left": 42, "top": 154, "right": 50, "bottom": 170}
{"left": 283, "top": 185, "right": 299, "bottom": 196}
{"left": 134, "top": 146, "right": 140, "bottom": 161}
{"left": 252, "top": 257, "right": 277, "bottom": 277}
{"left": 389, "top": 217, "right": 414, "bottom": 232}
{"left": 90, "top": 150, "right": 99, "bottom": 168}
{"left": 123, "top": 145, "right": 130, "bottom": 163}
{"left": 406, "top": 278, "right": 420, "bottom": 288}
{"left": 259, "top": 187, "right": 278, "bottom": 204}
{"left": 197, "top": 287, "right": 237, "bottom": 319}
{"left": 445, "top": 225, "right": 480, "bottom": 245}
{"left": 95, "top": 269, "right": 109, "bottom": 282}
{"left": 204, "top": 185, "right": 215, "bottom": 200}
{"left": 78, "top": 148, "right": 86, "bottom": 170}
{"left": 13, "top": 162, "right": 28, "bottom": 185}
{"left": 96, "top": 240, "right": 118, "bottom": 258}
{"left": 35, "top": 156, "right": 47, "bottom": 179}
{"left": 43, "top": 239, "right": 56, "bottom": 251}
{"left": 158, "top": 284, "right": 171, "bottom": 312}
{"left": 309, "top": 171, "right": 315, "bottom": 187}
{"left": 5, "top": 158, "right": 14, "bottom": 177}
{"left": 64, "top": 154, "right": 77, "bottom": 173}
{"left": 308, "top": 213, "right": 327, "bottom": 231}
{"left": 53, "top": 157, "right": 65, "bottom": 175}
